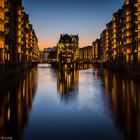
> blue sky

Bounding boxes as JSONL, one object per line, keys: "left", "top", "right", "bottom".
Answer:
{"left": 23, "top": 0, "right": 124, "bottom": 50}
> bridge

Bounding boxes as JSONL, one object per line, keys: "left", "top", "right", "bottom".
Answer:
{"left": 40, "top": 58, "right": 105, "bottom": 66}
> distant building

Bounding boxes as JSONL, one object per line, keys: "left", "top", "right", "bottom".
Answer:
{"left": 44, "top": 47, "right": 56, "bottom": 52}
{"left": 57, "top": 34, "right": 79, "bottom": 64}
{"left": 79, "top": 46, "right": 93, "bottom": 60}
{"left": 40, "top": 50, "right": 48, "bottom": 62}
{"left": 92, "top": 39, "right": 103, "bottom": 61}
{"left": 40, "top": 47, "right": 57, "bottom": 62}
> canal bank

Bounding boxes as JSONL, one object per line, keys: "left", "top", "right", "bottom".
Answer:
{"left": 105, "top": 62, "right": 140, "bottom": 79}
{"left": 92, "top": 61, "right": 140, "bottom": 79}
{"left": 0, "top": 62, "right": 38, "bottom": 82}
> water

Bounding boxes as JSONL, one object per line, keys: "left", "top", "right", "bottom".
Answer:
{"left": 0, "top": 64, "right": 140, "bottom": 140}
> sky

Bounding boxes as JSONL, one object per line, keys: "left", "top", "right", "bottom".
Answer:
{"left": 23, "top": 0, "right": 124, "bottom": 50}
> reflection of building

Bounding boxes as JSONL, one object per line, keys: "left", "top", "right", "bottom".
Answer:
{"left": 0, "top": 68, "right": 37, "bottom": 140}
{"left": 57, "top": 34, "right": 79, "bottom": 64}
{"left": 79, "top": 46, "right": 93, "bottom": 61}
{"left": 57, "top": 67, "right": 79, "bottom": 100}
{"left": 103, "top": 69, "right": 140, "bottom": 140}
{"left": 78, "top": 64, "right": 93, "bottom": 70}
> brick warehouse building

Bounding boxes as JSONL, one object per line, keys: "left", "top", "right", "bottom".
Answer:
{"left": 92, "top": 0, "right": 140, "bottom": 74}
{"left": 0, "top": 0, "right": 40, "bottom": 80}
{"left": 57, "top": 34, "right": 79, "bottom": 64}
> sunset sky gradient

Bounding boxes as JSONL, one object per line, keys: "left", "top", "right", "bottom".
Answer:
{"left": 23, "top": 0, "right": 124, "bottom": 50}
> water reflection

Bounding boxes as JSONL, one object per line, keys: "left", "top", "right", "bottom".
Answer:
{"left": 0, "top": 68, "right": 38, "bottom": 140}
{"left": 103, "top": 69, "right": 140, "bottom": 140}
{"left": 0, "top": 64, "right": 140, "bottom": 140}
{"left": 57, "top": 65, "right": 79, "bottom": 102}
{"left": 78, "top": 64, "right": 93, "bottom": 70}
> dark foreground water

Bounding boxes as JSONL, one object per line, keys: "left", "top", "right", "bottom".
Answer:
{"left": 0, "top": 64, "right": 140, "bottom": 140}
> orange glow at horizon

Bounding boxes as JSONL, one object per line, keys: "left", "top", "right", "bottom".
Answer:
{"left": 38, "top": 38, "right": 94, "bottom": 50}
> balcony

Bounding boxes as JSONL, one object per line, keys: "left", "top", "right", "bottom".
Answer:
{"left": 134, "top": 2, "right": 140, "bottom": 8}
{"left": 0, "top": 30, "right": 5, "bottom": 37}
{"left": 125, "top": 36, "right": 132, "bottom": 44}
{"left": 4, "top": 1, "right": 10, "bottom": 10}
{"left": 126, "top": 16, "right": 132, "bottom": 22}
{"left": 17, "top": 23, "right": 22, "bottom": 29}
{"left": 134, "top": 7, "right": 140, "bottom": 14}
{"left": 17, "top": 32, "right": 22, "bottom": 37}
{"left": 17, "top": 9, "right": 22, "bottom": 16}
{"left": 4, "top": 28, "right": 9, "bottom": 35}
{"left": 17, "top": 45, "right": 21, "bottom": 53}
{"left": 26, "top": 40, "right": 29, "bottom": 44}
{"left": 25, "top": 50, "right": 29, "bottom": 55}
{"left": 113, "top": 35, "right": 117, "bottom": 39}
{"left": 0, "top": 6, "right": 4, "bottom": 12}
{"left": 17, "top": 37, "right": 22, "bottom": 44}
{"left": 126, "top": 30, "right": 132, "bottom": 36}
{"left": 0, "top": 18, "right": 4, "bottom": 24}
{"left": 113, "top": 44, "right": 117, "bottom": 49}
{"left": 4, "top": 7, "right": 9, "bottom": 13}
{"left": 4, "top": 16, "right": 9, "bottom": 23}
{"left": 126, "top": 46, "right": 132, "bottom": 54}
{"left": 25, "top": 44, "right": 29, "bottom": 49}
{"left": 138, "top": 32, "right": 140, "bottom": 38}
{"left": 17, "top": 17, "right": 21, "bottom": 23}
{"left": 126, "top": 23, "right": 132, "bottom": 29}
{"left": 126, "top": 10, "right": 131, "bottom": 16}
{"left": 5, "top": 45, "right": 9, "bottom": 51}
{"left": 113, "top": 49, "right": 117, "bottom": 55}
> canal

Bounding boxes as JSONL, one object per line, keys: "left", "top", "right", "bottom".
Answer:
{"left": 0, "top": 64, "right": 140, "bottom": 140}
